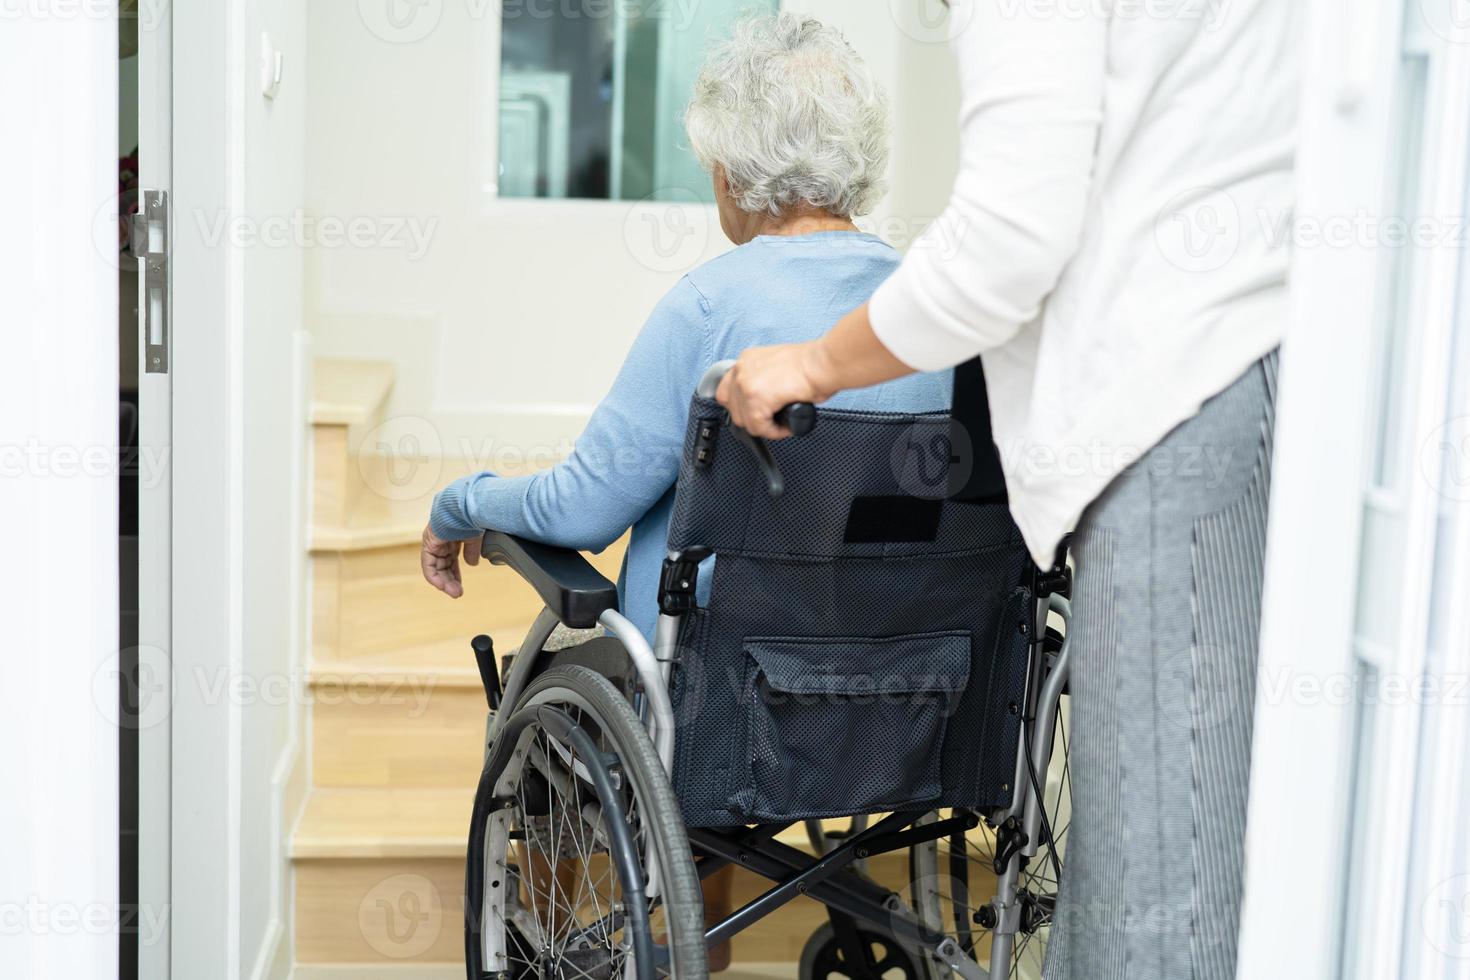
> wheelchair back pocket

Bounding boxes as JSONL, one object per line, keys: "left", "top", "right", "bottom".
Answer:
{"left": 732, "top": 631, "right": 972, "bottom": 821}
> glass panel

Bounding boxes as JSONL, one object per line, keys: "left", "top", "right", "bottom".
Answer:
{"left": 497, "top": 0, "right": 775, "bottom": 202}
{"left": 1400, "top": 96, "right": 1470, "bottom": 975}
{"left": 1352, "top": 49, "right": 1430, "bottom": 648}
{"left": 1367, "top": 53, "right": 1429, "bottom": 492}
{"left": 1337, "top": 661, "right": 1381, "bottom": 977}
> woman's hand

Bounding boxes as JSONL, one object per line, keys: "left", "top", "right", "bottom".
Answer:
{"left": 715, "top": 341, "right": 836, "bottom": 438}
{"left": 716, "top": 303, "right": 916, "bottom": 437}
{"left": 421, "top": 524, "right": 480, "bottom": 598}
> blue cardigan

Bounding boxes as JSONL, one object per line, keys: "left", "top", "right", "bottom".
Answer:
{"left": 430, "top": 231, "right": 953, "bottom": 640}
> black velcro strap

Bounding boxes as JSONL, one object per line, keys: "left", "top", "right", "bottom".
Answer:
{"left": 844, "top": 496, "right": 944, "bottom": 544}
{"left": 950, "top": 356, "right": 1008, "bottom": 503}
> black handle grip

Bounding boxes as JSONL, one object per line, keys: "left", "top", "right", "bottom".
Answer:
{"left": 471, "top": 634, "right": 501, "bottom": 709}
{"left": 774, "top": 402, "right": 817, "bottom": 437}
{"left": 731, "top": 404, "right": 817, "bottom": 498}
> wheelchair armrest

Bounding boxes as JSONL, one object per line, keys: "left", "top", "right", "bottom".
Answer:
{"left": 480, "top": 531, "right": 618, "bottom": 629}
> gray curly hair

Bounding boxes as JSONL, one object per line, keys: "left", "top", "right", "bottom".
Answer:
{"left": 684, "top": 12, "right": 890, "bottom": 219}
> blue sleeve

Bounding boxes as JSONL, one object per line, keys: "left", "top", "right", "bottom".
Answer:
{"left": 429, "top": 277, "right": 709, "bottom": 551}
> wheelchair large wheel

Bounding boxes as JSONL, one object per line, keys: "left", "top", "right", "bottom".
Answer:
{"left": 908, "top": 704, "right": 1070, "bottom": 980}
{"left": 464, "top": 666, "right": 706, "bottom": 979}
{"left": 910, "top": 617, "right": 1069, "bottom": 980}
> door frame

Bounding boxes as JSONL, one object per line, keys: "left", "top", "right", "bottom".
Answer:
{"left": 1236, "top": 0, "right": 1402, "bottom": 969}
{"left": 1239, "top": 0, "right": 1470, "bottom": 975}
{"left": 137, "top": 0, "right": 174, "bottom": 973}
{"left": 166, "top": 0, "right": 246, "bottom": 975}
{"left": 136, "top": 0, "right": 248, "bottom": 975}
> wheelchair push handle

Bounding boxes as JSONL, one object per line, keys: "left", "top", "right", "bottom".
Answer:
{"left": 696, "top": 360, "right": 817, "bottom": 498}
{"left": 774, "top": 401, "right": 817, "bottom": 437}
{"left": 746, "top": 401, "right": 816, "bottom": 496}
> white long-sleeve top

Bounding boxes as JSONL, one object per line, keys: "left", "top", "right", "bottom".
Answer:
{"left": 869, "top": 0, "right": 1302, "bottom": 566}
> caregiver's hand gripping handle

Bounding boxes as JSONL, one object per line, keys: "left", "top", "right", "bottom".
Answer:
{"left": 697, "top": 358, "right": 816, "bottom": 497}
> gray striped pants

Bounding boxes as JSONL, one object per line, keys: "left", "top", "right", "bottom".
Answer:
{"left": 1043, "top": 350, "right": 1279, "bottom": 980}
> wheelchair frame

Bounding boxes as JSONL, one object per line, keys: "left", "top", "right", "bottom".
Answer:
{"left": 476, "top": 587, "right": 1070, "bottom": 980}
{"left": 470, "top": 364, "right": 1074, "bottom": 979}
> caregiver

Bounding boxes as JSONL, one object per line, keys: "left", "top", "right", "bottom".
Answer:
{"left": 715, "top": 1, "right": 1302, "bottom": 978}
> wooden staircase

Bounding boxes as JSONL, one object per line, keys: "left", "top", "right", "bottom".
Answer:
{"left": 288, "top": 360, "right": 926, "bottom": 978}
{"left": 291, "top": 359, "right": 606, "bottom": 973}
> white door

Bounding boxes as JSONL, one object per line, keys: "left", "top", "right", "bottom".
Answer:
{"left": 1239, "top": 0, "right": 1470, "bottom": 976}
{"left": 0, "top": 8, "right": 121, "bottom": 979}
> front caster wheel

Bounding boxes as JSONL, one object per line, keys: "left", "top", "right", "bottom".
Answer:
{"left": 798, "top": 921, "right": 925, "bottom": 980}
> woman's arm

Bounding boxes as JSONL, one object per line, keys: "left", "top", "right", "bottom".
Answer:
{"left": 421, "top": 279, "right": 708, "bottom": 597}
{"left": 718, "top": 0, "right": 1108, "bottom": 437}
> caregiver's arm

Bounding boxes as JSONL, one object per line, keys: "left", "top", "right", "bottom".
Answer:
{"left": 422, "top": 280, "right": 705, "bottom": 597}
{"left": 719, "top": 0, "right": 1107, "bottom": 436}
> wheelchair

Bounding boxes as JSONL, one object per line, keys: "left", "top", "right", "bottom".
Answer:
{"left": 462, "top": 363, "right": 1073, "bottom": 980}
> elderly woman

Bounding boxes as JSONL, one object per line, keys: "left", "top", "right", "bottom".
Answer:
{"left": 421, "top": 13, "right": 950, "bottom": 634}
{"left": 420, "top": 12, "right": 951, "bottom": 970}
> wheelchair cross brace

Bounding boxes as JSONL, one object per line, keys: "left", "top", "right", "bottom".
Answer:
{"left": 679, "top": 813, "right": 989, "bottom": 979}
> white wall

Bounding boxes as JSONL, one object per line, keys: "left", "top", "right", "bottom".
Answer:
{"left": 304, "top": 1, "right": 960, "bottom": 459}
{"left": 240, "top": 1, "right": 311, "bottom": 977}
{"left": 170, "top": 0, "right": 308, "bottom": 976}
{"left": 0, "top": 9, "right": 119, "bottom": 979}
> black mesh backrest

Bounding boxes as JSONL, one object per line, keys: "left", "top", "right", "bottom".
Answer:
{"left": 662, "top": 396, "right": 1035, "bottom": 828}
{"left": 668, "top": 397, "right": 1018, "bottom": 559}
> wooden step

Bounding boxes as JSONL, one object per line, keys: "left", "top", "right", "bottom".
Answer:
{"left": 311, "top": 544, "right": 537, "bottom": 661}
{"left": 310, "top": 360, "right": 396, "bottom": 531}
{"left": 310, "top": 629, "right": 524, "bottom": 686}
{"left": 310, "top": 452, "right": 479, "bottom": 552}
{"left": 290, "top": 787, "right": 920, "bottom": 969}
{"left": 311, "top": 536, "right": 627, "bottom": 663}
{"left": 312, "top": 359, "right": 396, "bottom": 427}
{"left": 293, "top": 787, "right": 466, "bottom": 964}
{"left": 293, "top": 788, "right": 471, "bottom": 860}
{"left": 309, "top": 670, "right": 487, "bottom": 790}
{"left": 294, "top": 854, "right": 464, "bottom": 964}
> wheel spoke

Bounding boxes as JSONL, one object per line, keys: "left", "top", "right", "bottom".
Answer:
{"left": 490, "top": 717, "right": 658, "bottom": 979}
{"left": 913, "top": 709, "right": 1070, "bottom": 977}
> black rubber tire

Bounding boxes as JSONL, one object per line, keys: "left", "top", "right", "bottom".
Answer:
{"left": 465, "top": 666, "right": 707, "bottom": 980}
{"left": 798, "top": 921, "right": 925, "bottom": 980}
